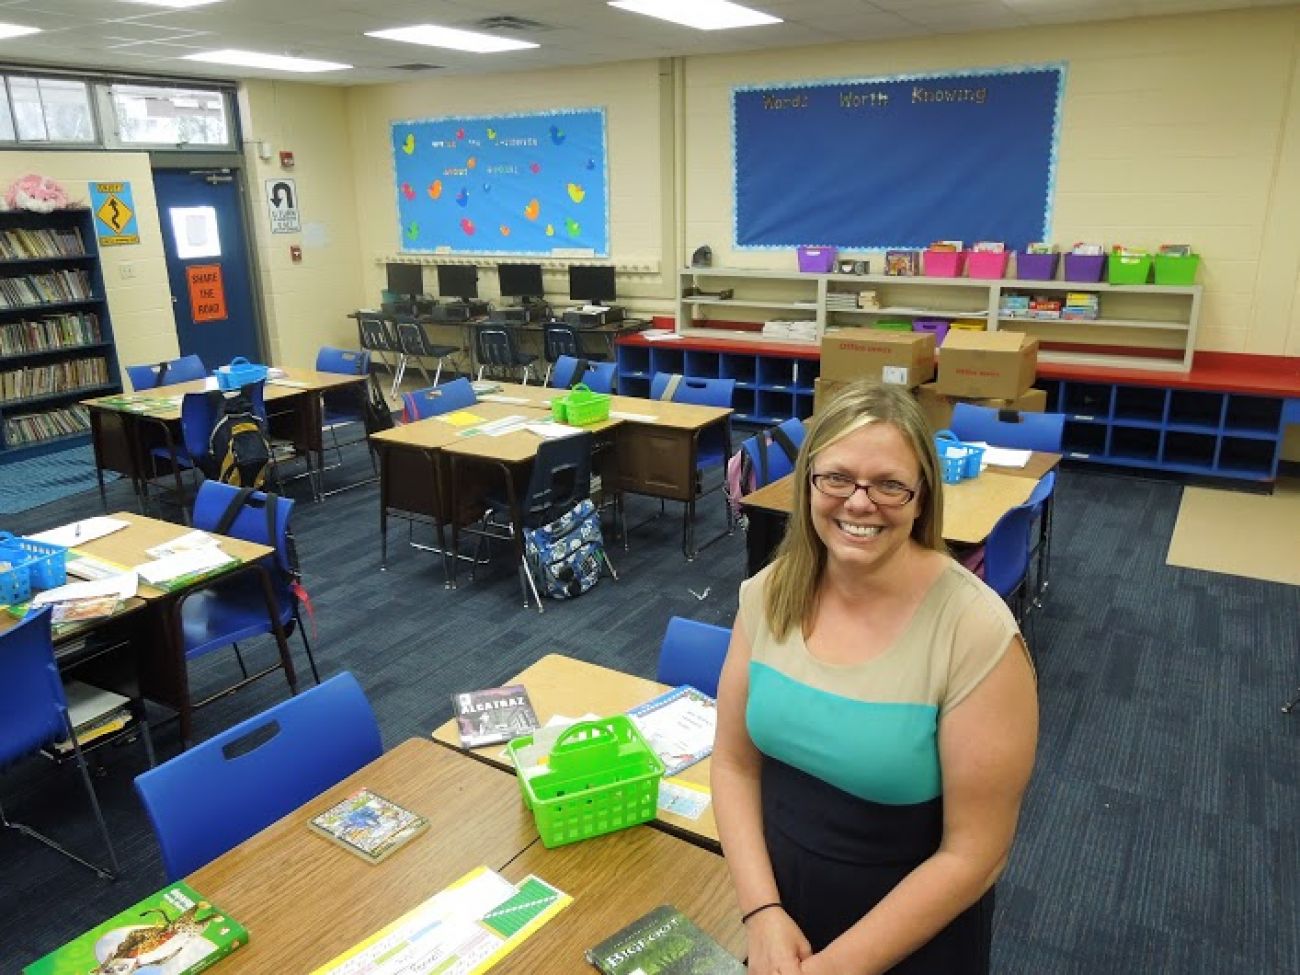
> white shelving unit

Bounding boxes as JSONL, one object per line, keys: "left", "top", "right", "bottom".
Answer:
{"left": 677, "top": 267, "right": 1202, "bottom": 372}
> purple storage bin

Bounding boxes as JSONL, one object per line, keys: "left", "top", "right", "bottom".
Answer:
{"left": 913, "top": 318, "right": 950, "bottom": 346}
{"left": 923, "top": 249, "right": 966, "bottom": 277}
{"left": 1015, "top": 252, "right": 1059, "bottom": 281}
{"left": 797, "top": 246, "right": 838, "bottom": 273}
{"left": 1063, "top": 253, "right": 1106, "bottom": 283}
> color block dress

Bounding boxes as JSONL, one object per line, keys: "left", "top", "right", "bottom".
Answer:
{"left": 739, "top": 559, "right": 1023, "bottom": 973}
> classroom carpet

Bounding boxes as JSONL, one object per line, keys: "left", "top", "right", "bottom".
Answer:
{"left": 1166, "top": 478, "right": 1300, "bottom": 585}
{"left": 1, "top": 451, "right": 1298, "bottom": 974}
{"left": 0, "top": 444, "right": 116, "bottom": 516}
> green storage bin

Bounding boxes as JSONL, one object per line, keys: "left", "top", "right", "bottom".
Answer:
{"left": 871, "top": 319, "right": 913, "bottom": 331}
{"left": 1153, "top": 253, "right": 1200, "bottom": 285}
{"left": 551, "top": 383, "right": 610, "bottom": 426}
{"left": 1107, "top": 253, "right": 1153, "bottom": 285}
{"left": 507, "top": 716, "right": 664, "bottom": 849}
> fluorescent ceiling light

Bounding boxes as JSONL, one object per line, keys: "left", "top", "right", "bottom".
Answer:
{"left": 608, "top": 0, "right": 781, "bottom": 30}
{"left": 365, "top": 25, "right": 538, "bottom": 54}
{"left": 183, "top": 50, "right": 351, "bottom": 73}
{"left": 0, "top": 22, "right": 41, "bottom": 40}
{"left": 118, "top": 0, "right": 224, "bottom": 8}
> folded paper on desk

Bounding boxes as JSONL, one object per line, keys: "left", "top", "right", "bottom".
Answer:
{"left": 135, "top": 548, "right": 235, "bottom": 588}
{"left": 65, "top": 553, "right": 131, "bottom": 582}
{"left": 640, "top": 328, "right": 682, "bottom": 342}
{"left": 145, "top": 530, "right": 223, "bottom": 560}
{"left": 437, "top": 410, "right": 485, "bottom": 427}
{"left": 478, "top": 394, "right": 534, "bottom": 406}
{"left": 976, "top": 444, "right": 1032, "bottom": 468}
{"left": 33, "top": 572, "right": 137, "bottom": 606}
{"left": 525, "top": 422, "right": 582, "bottom": 440}
{"left": 29, "top": 517, "right": 129, "bottom": 548}
{"left": 609, "top": 410, "right": 658, "bottom": 422}
{"left": 267, "top": 377, "right": 308, "bottom": 388}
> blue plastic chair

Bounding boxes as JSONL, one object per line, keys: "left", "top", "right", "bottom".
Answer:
{"left": 475, "top": 326, "right": 537, "bottom": 384}
{"left": 982, "top": 501, "right": 1038, "bottom": 645}
{"left": 134, "top": 672, "right": 382, "bottom": 880}
{"left": 549, "top": 355, "right": 616, "bottom": 393}
{"left": 315, "top": 347, "right": 375, "bottom": 487}
{"left": 126, "top": 354, "right": 207, "bottom": 391}
{"left": 950, "top": 403, "right": 1065, "bottom": 452}
{"left": 0, "top": 608, "right": 120, "bottom": 878}
{"left": 649, "top": 373, "right": 736, "bottom": 558}
{"left": 1026, "top": 469, "right": 1057, "bottom": 606}
{"left": 656, "top": 616, "right": 731, "bottom": 698}
{"left": 402, "top": 377, "right": 477, "bottom": 421}
{"left": 738, "top": 417, "right": 805, "bottom": 490}
{"left": 173, "top": 480, "right": 314, "bottom": 745}
{"left": 179, "top": 382, "right": 269, "bottom": 481}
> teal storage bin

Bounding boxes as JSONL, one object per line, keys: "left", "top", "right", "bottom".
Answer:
{"left": 215, "top": 356, "right": 268, "bottom": 390}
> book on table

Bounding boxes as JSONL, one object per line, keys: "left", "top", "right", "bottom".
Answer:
{"left": 309, "top": 865, "right": 570, "bottom": 974}
{"left": 452, "top": 683, "right": 540, "bottom": 747}
{"left": 587, "top": 904, "right": 744, "bottom": 975}
{"left": 626, "top": 685, "right": 718, "bottom": 776}
{"left": 308, "top": 787, "right": 429, "bottom": 864}
{"left": 23, "top": 881, "right": 247, "bottom": 975}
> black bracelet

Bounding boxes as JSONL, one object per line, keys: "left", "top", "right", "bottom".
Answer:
{"left": 741, "top": 902, "right": 782, "bottom": 925}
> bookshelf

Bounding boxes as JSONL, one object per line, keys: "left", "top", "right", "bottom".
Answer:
{"left": 0, "top": 208, "right": 120, "bottom": 463}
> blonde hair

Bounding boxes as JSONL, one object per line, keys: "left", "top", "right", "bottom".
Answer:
{"left": 765, "top": 379, "right": 946, "bottom": 640}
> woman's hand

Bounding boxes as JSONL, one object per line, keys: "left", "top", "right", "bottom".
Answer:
{"left": 745, "top": 907, "right": 811, "bottom": 975}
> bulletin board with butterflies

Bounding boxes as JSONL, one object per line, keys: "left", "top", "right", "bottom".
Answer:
{"left": 390, "top": 107, "right": 609, "bottom": 256}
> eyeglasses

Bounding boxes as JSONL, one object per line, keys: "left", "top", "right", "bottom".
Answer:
{"left": 809, "top": 472, "right": 917, "bottom": 507}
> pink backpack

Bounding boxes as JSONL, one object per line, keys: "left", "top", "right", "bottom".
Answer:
{"left": 725, "top": 425, "right": 800, "bottom": 519}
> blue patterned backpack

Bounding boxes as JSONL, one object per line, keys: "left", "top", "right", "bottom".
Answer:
{"left": 523, "top": 499, "right": 605, "bottom": 599}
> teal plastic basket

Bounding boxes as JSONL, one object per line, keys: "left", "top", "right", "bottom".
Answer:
{"left": 507, "top": 716, "right": 664, "bottom": 849}
{"left": 0, "top": 532, "right": 68, "bottom": 605}
{"left": 934, "top": 431, "right": 985, "bottom": 484}
{"left": 215, "top": 356, "right": 268, "bottom": 390}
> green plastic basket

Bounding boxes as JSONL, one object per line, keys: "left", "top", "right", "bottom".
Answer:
{"left": 1153, "top": 253, "right": 1200, "bottom": 285}
{"left": 507, "top": 716, "right": 664, "bottom": 848}
{"left": 871, "top": 319, "right": 913, "bottom": 331}
{"left": 551, "top": 383, "right": 611, "bottom": 426}
{"left": 1107, "top": 253, "right": 1153, "bottom": 285}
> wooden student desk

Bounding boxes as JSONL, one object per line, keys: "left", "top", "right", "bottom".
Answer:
{"left": 432, "top": 653, "right": 720, "bottom": 851}
{"left": 485, "top": 382, "right": 734, "bottom": 559}
{"left": 82, "top": 369, "right": 366, "bottom": 508}
{"left": 740, "top": 453, "right": 1060, "bottom": 576}
{"left": 185, "top": 738, "right": 742, "bottom": 973}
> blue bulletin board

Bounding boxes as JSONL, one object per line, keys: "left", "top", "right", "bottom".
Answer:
{"left": 732, "top": 64, "right": 1066, "bottom": 251}
{"left": 391, "top": 108, "right": 609, "bottom": 256}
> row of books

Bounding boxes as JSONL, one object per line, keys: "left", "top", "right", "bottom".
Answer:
{"left": 1, "top": 355, "right": 109, "bottom": 402}
{"left": 0, "top": 312, "right": 102, "bottom": 357}
{"left": 0, "top": 269, "right": 95, "bottom": 308}
{"left": 4, "top": 403, "right": 90, "bottom": 446}
{"left": 0, "top": 226, "right": 86, "bottom": 261}
{"left": 1000, "top": 291, "right": 1101, "bottom": 320}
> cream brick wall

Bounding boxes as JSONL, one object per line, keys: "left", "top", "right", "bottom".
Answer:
{"left": 681, "top": 6, "right": 1300, "bottom": 358}
{"left": 0, "top": 152, "right": 175, "bottom": 387}
{"left": 343, "top": 59, "right": 671, "bottom": 314}
{"left": 239, "top": 81, "right": 366, "bottom": 369}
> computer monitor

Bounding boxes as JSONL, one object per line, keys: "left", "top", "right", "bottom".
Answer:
{"left": 568, "top": 265, "right": 617, "bottom": 305}
{"left": 437, "top": 264, "right": 479, "bottom": 302}
{"left": 386, "top": 263, "right": 424, "bottom": 299}
{"left": 497, "top": 263, "right": 545, "bottom": 302}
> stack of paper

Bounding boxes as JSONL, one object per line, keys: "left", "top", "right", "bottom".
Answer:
{"left": 134, "top": 548, "right": 235, "bottom": 588}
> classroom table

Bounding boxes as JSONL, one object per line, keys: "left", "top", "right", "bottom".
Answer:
{"left": 82, "top": 368, "right": 367, "bottom": 508}
{"left": 432, "top": 653, "right": 720, "bottom": 851}
{"left": 60, "top": 511, "right": 279, "bottom": 745}
{"left": 481, "top": 382, "right": 734, "bottom": 559}
{"left": 740, "top": 456, "right": 1059, "bottom": 576}
{"left": 182, "top": 738, "right": 743, "bottom": 973}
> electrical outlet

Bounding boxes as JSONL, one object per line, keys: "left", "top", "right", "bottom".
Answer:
{"left": 118, "top": 262, "right": 136, "bottom": 280}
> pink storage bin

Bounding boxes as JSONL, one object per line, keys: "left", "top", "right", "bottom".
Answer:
{"left": 966, "top": 252, "right": 1010, "bottom": 279}
{"left": 797, "top": 246, "right": 838, "bottom": 273}
{"left": 923, "top": 249, "right": 966, "bottom": 277}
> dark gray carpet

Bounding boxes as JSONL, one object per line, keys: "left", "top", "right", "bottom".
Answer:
{"left": 2, "top": 447, "right": 1297, "bottom": 973}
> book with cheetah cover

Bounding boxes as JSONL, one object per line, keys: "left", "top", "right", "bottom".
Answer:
{"left": 24, "top": 882, "right": 247, "bottom": 975}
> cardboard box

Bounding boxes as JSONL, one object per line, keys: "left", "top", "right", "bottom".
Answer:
{"left": 915, "top": 383, "right": 1047, "bottom": 432}
{"left": 935, "top": 331, "right": 1038, "bottom": 399}
{"left": 820, "top": 329, "right": 935, "bottom": 387}
{"left": 813, "top": 378, "right": 848, "bottom": 414}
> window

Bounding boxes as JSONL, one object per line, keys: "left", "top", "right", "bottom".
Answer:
{"left": 5, "top": 76, "right": 96, "bottom": 143}
{"left": 168, "top": 206, "right": 221, "bottom": 259}
{"left": 108, "top": 84, "right": 231, "bottom": 147}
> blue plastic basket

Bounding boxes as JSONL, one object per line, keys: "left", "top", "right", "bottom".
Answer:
{"left": 215, "top": 356, "right": 268, "bottom": 391}
{"left": 934, "top": 431, "right": 985, "bottom": 484}
{"left": 0, "top": 532, "right": 68, "bottom": 605}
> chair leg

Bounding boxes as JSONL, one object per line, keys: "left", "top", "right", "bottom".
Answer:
{"left": 433, "top": 358, "right": 444, "bottom": 386}
{"left": 544, "top": 363, "right": 552, "bottom": 386}
{"left": 232, "top": 642, "right": 249, "bottom": 679}
{"left": 518, "top": 555, "right": 545, "bottom": 613}
{"left": 601, "top": 548, "right": 619, "bottom": 581}
{"left": 295, "top": 612, "right": 322, "bottom": 685}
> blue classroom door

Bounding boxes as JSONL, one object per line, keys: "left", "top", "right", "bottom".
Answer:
{"left": 153, "top": 168, "right": 261, "bottom": 369}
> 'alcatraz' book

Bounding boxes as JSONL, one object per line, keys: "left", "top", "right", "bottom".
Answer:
{"left": 23, "top": 882, "right": 247, "bottom": 975}
{"left": 452, "top": 683, "right": 540, "bottom": 747}
{"left": 587, "top": 904, "right": 744, "bottom": 975}
{"left": 308, "top": 787, "right": 429, "bottom": 864}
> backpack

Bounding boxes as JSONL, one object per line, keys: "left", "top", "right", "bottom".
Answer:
{"left": 523, "top": 498, "right": 605, "bottom": 600}
{"left": 206, "top": 385, "right": 272, "bottom": 488}
{"left": 213, "top": 485, "right": 316, "bottom": 636}
{"left": 361, "top": 374, "right": 395, "bottom": 435}
{"left": 725, "top": 424, "right": 800, "bottom": 521}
